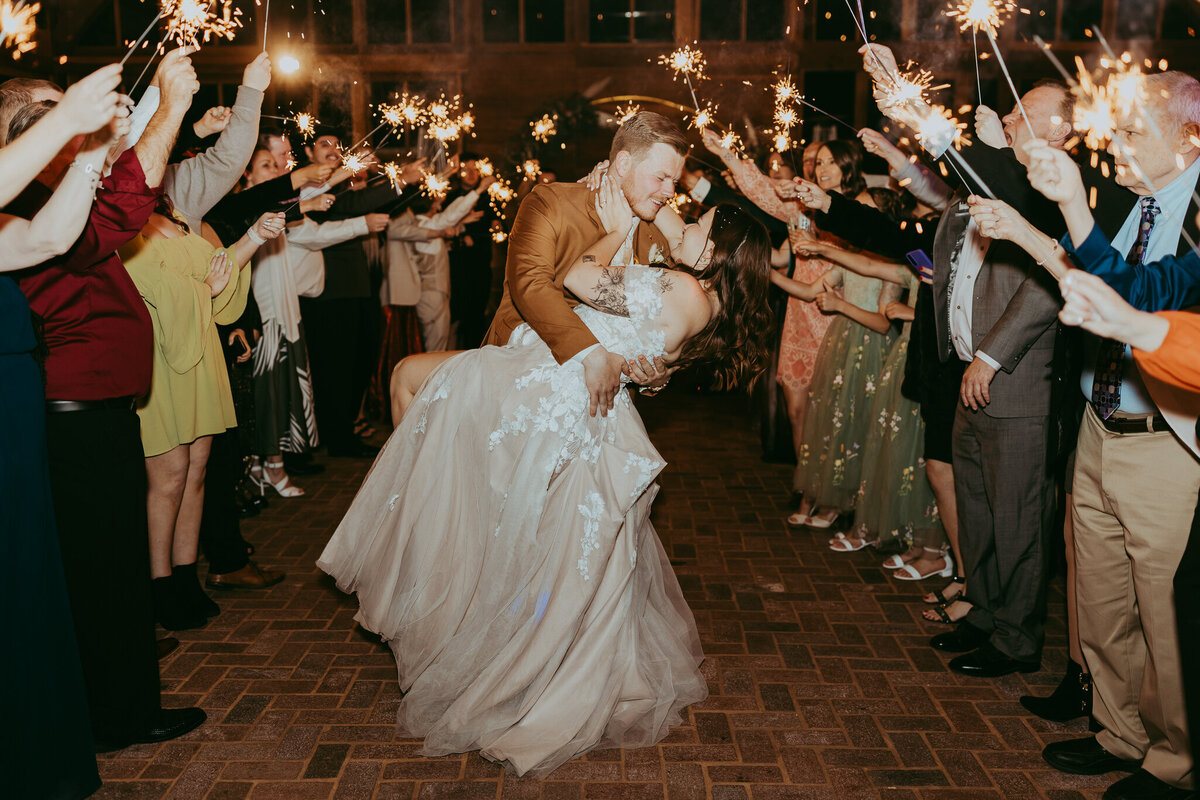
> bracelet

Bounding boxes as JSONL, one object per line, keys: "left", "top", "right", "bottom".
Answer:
{"left": 246, "top": 227, "right": 266, "bottom": 245}
{"left": 1036, "top": 239, "right": 1062, "bottom": 267}
{"left": 68, "top": 159, "right": 102, "bottom": 190}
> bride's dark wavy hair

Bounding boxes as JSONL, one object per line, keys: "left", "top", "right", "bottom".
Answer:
{"left": 672, "top": 203, "right": 774, "bottom": 390}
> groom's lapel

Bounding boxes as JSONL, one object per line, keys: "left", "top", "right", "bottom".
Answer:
{"left": 633, "top": 221, "right": 668, "bottom": 264}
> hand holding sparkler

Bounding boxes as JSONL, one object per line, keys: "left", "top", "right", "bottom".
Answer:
{"left": 250, "top": 211, "right": 287, "bottom": 243}
{"left": 299, "top": 193, "right": 335, "bottom": 214}
{"left": 364, "top": 213, "right": 390, "bottom": 233}
{"left": 974, "top": 105, "right": 1006, "bottom": 149}
{"left": 54, "top": 63, "right": 127, "bottom": 137}
{"left": 1024, "top": 140, "right": 1085, "bottom": 205}
{"left": 700, "top": 127, "right": 738, "bottom": 166}
{"left": 157, "top": 46, "right": 200, "bottom": 114}
{"left": 857, "top": 128, "right": 909, "bottom": 172}
{"left": 242, "top": 50, "right": 272, "bottom": 92}
{"left": 292, "top": 161, "right": 335, "bottom": 188}
{"left": 778, "top": 179, "right": 831, "bottom": 213}
{"left": 859, "top": 44, "right": 899, "bottom": 87}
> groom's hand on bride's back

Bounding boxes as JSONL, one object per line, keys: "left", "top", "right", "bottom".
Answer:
{"left": 583, "top": 347, "right": 628, "bottom": 417}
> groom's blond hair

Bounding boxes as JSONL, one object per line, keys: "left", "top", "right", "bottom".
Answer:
{"left": 609, "top": 111, "right": 688, "bottom": 162}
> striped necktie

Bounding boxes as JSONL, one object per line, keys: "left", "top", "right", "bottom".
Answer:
{"left": 1091, "top": 196, "right": 1160, "bottom": 419}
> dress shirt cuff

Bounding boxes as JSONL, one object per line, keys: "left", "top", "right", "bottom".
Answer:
{"left": 974, "top": 350, "right": 1002, "bottom": 371}
{"left": 690, "top": 177, "right": 712, "bottom": 203}
{"left": 1061, "top": 223, "right": 1109, "bottom": 270}
{"left": 571, "top": 344, "right": 602, "bottom": 364}
{"left": 299, "top": 182, "right": 332, "bottom": 201}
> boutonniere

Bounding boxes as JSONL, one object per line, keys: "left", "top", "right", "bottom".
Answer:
{"left": 648, "top": 243, "right": 666, "bottom": 264}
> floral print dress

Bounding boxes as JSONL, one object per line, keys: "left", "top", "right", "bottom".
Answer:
{"left": 793, "top": 267, "right": 898, "bottom": 512}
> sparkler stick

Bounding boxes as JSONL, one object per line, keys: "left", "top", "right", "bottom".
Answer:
{"left": 119, "top": 8, "right": 165, "bottom": 67}
{"left": 796, "top": 97, "right": 859, "bottom": 135}
{"left": 944, "top": 146, "right": 996, "bottom": 199}
{"left": 261, "top": 0, "right": 269, "bottom": 50}
{"left": 972, "top": 30, "right": 983, "bottom": 104}
{"left": 985, "top": 28, "right": 1036, "bottom": 140}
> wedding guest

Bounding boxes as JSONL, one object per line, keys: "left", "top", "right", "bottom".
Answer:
{"left": 301, "top": 130, "right": 408, "bottom": 457}
{"left": 412, "top": 182, "right": 490, "bottom": 351}
{"left": 0, "top": 76, "right": 62, "bottom": 145}
{"left": 10, "top": 46, "right": 207, "bottom": 752}
{"left": 0, "top": 61, "right": 127, "bottom": 800}
{"left": 973, "top": 113, "right": 1200, "bottom": 796}
{"left": 699, "top": 129, "right": 840, "bottom": 512}
{"left": 447, "top": 152, "right": 499, "bottom": 348}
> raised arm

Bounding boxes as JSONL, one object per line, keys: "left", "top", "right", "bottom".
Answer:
{"left": 0, "top": 63, "right": 125, "bottom": 208}
{"left": 700, "top": 128, "right": 799, "bottom": 223}
{"left": 135, "top": 47, "right": 199, "bottom": 189}
{"left": 163, "top": 53, "right": 269, "bottom": 225}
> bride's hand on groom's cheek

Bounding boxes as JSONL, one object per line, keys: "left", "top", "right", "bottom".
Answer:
{"left": 581, "top": 160, "right": 610, "bottom": 192}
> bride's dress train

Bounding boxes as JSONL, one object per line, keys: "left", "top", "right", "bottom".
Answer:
{"left": 317, "top": 267, "right": 708, "bottom": 777}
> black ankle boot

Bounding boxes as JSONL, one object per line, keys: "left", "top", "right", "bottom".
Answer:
{"left": 152, "top": 575, "right": 208, "bottom": 631}
{"left": 172, "top": 563, "right": 220, "bottom": 618}
{"left": 1020, "top": 659, "right": 1092, "bottom": 722}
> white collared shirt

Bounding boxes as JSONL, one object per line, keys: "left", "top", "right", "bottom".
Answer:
{"left": 948, "top": 215, "right": 1000, "bottom": 368}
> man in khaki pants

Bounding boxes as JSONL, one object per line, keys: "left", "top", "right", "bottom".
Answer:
{"left": 1041, "top": 72, "right": 1200, "bottom": 800}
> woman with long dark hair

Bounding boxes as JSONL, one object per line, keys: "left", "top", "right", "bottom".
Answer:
{"left": 318, "top": 186, "right": 772, "bottom": 777}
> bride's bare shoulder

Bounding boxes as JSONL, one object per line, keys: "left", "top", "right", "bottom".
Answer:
{"left": 655, "top": 269, "right": 712, "bottom": 331}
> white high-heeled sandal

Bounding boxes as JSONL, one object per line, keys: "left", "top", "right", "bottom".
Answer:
{"left": 250, "top": 460, "right": 305, "bottom": 498}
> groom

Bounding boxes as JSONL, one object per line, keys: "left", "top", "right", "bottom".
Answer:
{"left": 484, "top": 111, "right": 688, "bottom": 416}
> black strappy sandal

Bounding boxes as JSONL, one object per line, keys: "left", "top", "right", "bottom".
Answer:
{"left": 925, "top": 575, "right": 965, "bottom": 606}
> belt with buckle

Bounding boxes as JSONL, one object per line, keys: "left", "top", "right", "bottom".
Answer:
{"left": 45, "top": 396, "right": 136, "bottom": 414}
{"left": 1096, "top": 408, "right": 1167, "bottom": 434}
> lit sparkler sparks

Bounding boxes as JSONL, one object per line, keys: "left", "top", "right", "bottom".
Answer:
{"left": 341, "top": 152, "right": 368, "bottom": 175}
{"left": 1, "top": 1, "right": 40, "bottom": 61}
{"left": 476, "top": 158, "right": 495, "bottom": 178}
{"left": 658, "top": 44, "right": 707, "bottom": 82}
{"left": 773, "top": 76, "right": 799, "bottom": 106}
{"left": 530, "top": 113, "right": 558, "bottom": 143}
{"left": 422, "top": 170, "right": 450, "bottom": 198}
{"left": 522, "top": 159, "right": 541, "bottom": 180}
{"left": 615, "top": 104, "right": 640, "bottom": 125}
{"left": 425, "top": 93, "right": 471, "bottom": 144}
{"left": 487, "top": 178, "right": 515, "bottom": 216}
{"left": 383, "top": 162, "right": 403, "bottom": 191}
{"left": 718, "top": 130, "right": 743, "bottom": 153}
{"left": 1070, "top": 55, "right": 1146, "bottom": 151}
{"left": 773, "top": 105, "right": 799, "bottom": 131}
{"left": 162, "top": 0, "right": 244, "bottom": 47}
{"left": 946, "top": 0, "right": 1015, "bottom": 36}
{"left": 292, "top": 111, "right": 317, "bottom": 140}
{"left": 690, "top": 101, "right": 718, "bottom": 130}
{"left": 881, "top": 65, "right": 948, "bottom": 109}
{"left": 773, "top": 133, "right": 792, "bottom": 152}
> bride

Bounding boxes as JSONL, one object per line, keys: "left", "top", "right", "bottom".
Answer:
{"left": 317, "top": 175, "right": 772, "bottom": 777}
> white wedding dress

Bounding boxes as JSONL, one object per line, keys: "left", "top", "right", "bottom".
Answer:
{"left": 317, "top": 266, "right": 708, "bottom": 777}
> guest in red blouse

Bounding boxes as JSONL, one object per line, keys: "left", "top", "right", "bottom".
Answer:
{"left": 8, "top": 47, "right": 208, "bottom": 752}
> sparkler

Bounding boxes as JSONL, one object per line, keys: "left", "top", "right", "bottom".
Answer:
{"left": 0, "top": 0, "right": 38, "bottom": 60}
{"left": 292, "top": 111, "right": 317, "bottom": 140}
{"left": 690, "top": 101, "right": 718, "bottom": 131}
{"left": 421, "top": 170, "right": 450, "bottom": 199}
{"left": 796, "top": 97, "right": 859, "bottom": 135}
{"left": 162, "top": 0, "right": 243, "bottom": 47}
{"left": 615, "top": 104, "right": 640, "bottom": 125}
{"left": 658, "top": 44, "right": 707, "bottom": 111}
{"left": 985, "top": 27, "right": 1036, "bottom": 139}
{"left": 382, "top": 161, "right": 403, "bottom": 191}
{"left": 522, "top": 159, "right": 541, "bottom": 180}
{"left": 773, "top": 76, "right": 799, "bottom": 106}
{"left": 487, "top": 178, "right": 515, "bottom": 216}
{"left": 260, "top": 0, "right": 269, "bottom": 49}
{"left": 119, "top": 7, "right": 165, "bottom": 67}
{"left": 530, "top": 113, "right": 557, "bottom": 143}
{"left": 946, "top": 0, "right": 1015, "bottom": 36}
{"left": 341, "top": 152, "right": 367, "bottom": 175}
{"left": 476, "top": 158, "right": 495, "bottom": 178}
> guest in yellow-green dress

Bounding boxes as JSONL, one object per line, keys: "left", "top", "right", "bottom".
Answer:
{"left": 121, "top": 205, "right": 285, "bottom": 631}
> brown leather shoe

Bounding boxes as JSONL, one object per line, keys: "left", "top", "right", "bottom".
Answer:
{"left": 205, "top": 561, "right": 285, "bottom": 590}
{"left": 157, "top": 637, "right": 180, "bottom": 660}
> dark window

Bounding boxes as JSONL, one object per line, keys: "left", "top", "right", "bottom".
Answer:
{"left": 747, "top": 0, "right": 787, "bottom": 41}
{"left": 368, "top": 0, "right": 410, "bottom": 44}
{"left": 1115, "top": 0, "right": 1157, "bottom": 38}
{"left": 633, "top": 0, "right": 674, "bottom": 41}
{"left": 1162, "top": 0, "right": 1200, "bottom": 39}
{"left": 801, "top": 70, "right": 857, "bottom": 141}
{"left": 589, "top": 0, "right": 628, "bottom": 42}
{"left": 1014, "top": 0, "right": 1055, "bottom": 41}
{"left": 75, "top": 0, "right": 119, "bottom": 47}
{"left": 483, "top": 0, "right": 520, "bottom": 41}
{"left": 412, "top": 0, "right": 452, "bottom": 42}
{"left": 313, "top": 0, "right": 355, "bottom": 44}
{"left": 1061, "top": 0, "right": 1103, "bottom": 41}
{"left": 700, "top": 0, "right": 740, "bottom": 41}
{"left": 913, "top": 0, "right": 954, "bottom": 40}
{"left": 814, "top": 0, "right": 861, "bottom": 42}
{"left": 526, "top": 0, "right": 565, "bottom": 41}
{"left": 858, "top": 0, "right": 901, "bottom": 41}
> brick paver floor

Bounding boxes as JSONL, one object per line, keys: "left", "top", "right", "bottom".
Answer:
{"left": 94, "top": 387, "right": 1109, "bottom": 800}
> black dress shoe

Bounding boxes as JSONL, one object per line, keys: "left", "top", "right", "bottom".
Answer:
{"left": 930, "top": 621, "right": 990, "bottom": 652}
{"left": 93, "top": 707, "right": 207, "bottom": 753}
{"left": 1104, "top": 769, "right": 1197, "bottom": 799}
{"left": 157, "top": 637, "right": 180, "bottom": 660}
{"left": 1022, "top": 659, "right": 1092, "bottom": 722}
{"left": 1043, "top": 736, "right": 1143, "bottom": 775}
{"left": 949, "top": 643, "right": 1040, "bottom": 677}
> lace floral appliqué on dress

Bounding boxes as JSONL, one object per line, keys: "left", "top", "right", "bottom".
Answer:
{"left": 317, "top": 266, "right": 706, "bottom": 778}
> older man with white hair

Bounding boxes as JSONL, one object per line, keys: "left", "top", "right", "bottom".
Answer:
{"left": 1039, "top": 70, "right": 1200, "bottom": 800}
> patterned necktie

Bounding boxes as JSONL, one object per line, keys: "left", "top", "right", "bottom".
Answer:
{"left": 1091, "top": 196, "right": 1160, "bottom": 418}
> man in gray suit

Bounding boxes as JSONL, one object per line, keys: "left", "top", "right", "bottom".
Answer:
{"left": 860, "top": 47, "right": 1078, "bottom": 676}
